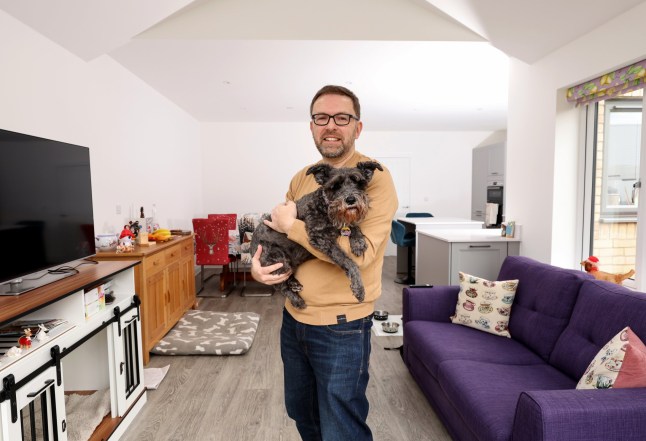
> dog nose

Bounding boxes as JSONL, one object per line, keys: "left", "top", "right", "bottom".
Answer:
{"left": 345, "top": 196, "right": 356, "bottom": 205}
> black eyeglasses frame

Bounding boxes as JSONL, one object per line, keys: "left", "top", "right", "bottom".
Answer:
{"left": 311, "top": 113, "right": 359, "bottom": 126}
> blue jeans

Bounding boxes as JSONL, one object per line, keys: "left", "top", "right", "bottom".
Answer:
{"left": 281, "top": 308, "right": 373, "bottom": 441}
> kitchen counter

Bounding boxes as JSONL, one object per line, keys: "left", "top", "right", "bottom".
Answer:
{"left": 418, "top": 228, "right": 520, "bottom": 243}
{"left": 416, "top": 229, "right": 521, "bottom": 285}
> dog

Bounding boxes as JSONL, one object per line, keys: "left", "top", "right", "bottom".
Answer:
{"left": 250, "top": 161, "right": 383, "bottom": 309}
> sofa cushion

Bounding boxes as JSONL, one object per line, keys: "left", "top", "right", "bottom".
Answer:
{"left": 551, "top": 280, "right": 646, "bottom": 381}
{"left": 451, "top": 272, "right": 518, "bottom": 337}
{"left": 404, "top": 321, "right": 545, "bottom": 379}
{"left": 576, "top": 326, "right": 646, "bottom": 389}
{"left": 437, "top": 359, "right": 575, "bottom": 441}
{"left": 497, "top": 256, "right": 590, "bottom": 361}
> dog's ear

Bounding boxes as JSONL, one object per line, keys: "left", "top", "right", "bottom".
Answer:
{"left": 306, "top": 163, "right": 333, "bottom": 185}
{"left": 356, "top": 161, "right": 383, "bottom": 183}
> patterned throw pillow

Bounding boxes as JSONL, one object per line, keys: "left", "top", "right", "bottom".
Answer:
{"left": 450, "top": 272, "right": 519, "bottom": 338}
{"left": 576, "top": 326, "right": 646, "bottom": 390}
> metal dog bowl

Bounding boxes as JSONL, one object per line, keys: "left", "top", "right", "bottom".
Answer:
{"left": 381, "top": 321, "right": 400, "bottom": 333}
{"left": 374, "top": 310, "right": 389, "bottom": 321}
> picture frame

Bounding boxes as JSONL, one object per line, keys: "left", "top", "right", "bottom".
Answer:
{"left": 505, "top": 221, "right": 515, "bottom": 238}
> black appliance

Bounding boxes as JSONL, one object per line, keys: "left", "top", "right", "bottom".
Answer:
{"left": 0, "top": 128, "right": 95, "bottom": 295}
{"left": 486, "top": 185, "right": 504, "bottom": 228}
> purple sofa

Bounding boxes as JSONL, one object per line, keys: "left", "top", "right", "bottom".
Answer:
{"left": 402, "top": 255, "right": 646, "bottom": 441}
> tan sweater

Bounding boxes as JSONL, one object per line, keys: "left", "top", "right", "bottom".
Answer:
{"left": 284, "top": 151, "right": 399, "bottom": 325}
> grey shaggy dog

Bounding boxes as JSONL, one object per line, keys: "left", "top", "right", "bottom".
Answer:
{"left": 250, "top": 161, "right": 383, "bottom": 309}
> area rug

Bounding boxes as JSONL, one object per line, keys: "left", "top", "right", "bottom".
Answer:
{"left": 151, "top": 310, "right": 260, "bottom": 355}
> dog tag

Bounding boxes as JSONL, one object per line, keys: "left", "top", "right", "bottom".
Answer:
{"left": 340, "top": 226, "right": 351, "bottom": 237}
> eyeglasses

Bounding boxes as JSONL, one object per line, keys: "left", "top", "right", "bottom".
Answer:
{"left": 311, "top": 113, "right": 359, "bottom": 126}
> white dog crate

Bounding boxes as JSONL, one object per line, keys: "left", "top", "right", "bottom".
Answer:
{"left": 0, "top": 261, "right": 146, "bottom": 441}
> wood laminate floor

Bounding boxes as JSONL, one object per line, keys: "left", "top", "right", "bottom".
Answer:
{"left": 121, "top": 257, "right": 451, "bottom": 441}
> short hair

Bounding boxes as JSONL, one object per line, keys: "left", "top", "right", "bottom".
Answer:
{"left": 310, "top": 85, "right": 361, "bottom": 120}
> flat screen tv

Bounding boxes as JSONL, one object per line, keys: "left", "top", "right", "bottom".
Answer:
{"left": 0, "top": 128, "right": 95, "bottom": 295}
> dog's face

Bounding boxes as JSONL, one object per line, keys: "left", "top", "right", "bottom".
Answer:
{"left": 306, "top": 161, "right": 383, "bottom": 228}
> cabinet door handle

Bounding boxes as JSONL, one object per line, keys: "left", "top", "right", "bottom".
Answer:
{"left": 27, "top": 379, "right": 55, "bottom": 398}
{"left": 469, "top": 245, "right": 492, "bottom": 248}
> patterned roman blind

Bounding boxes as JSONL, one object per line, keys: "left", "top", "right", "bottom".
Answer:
{"left": 567, "top": 59, "right": 646, "bottom": 106}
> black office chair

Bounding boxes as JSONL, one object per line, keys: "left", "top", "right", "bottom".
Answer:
{"left": 406, "top": 212, "right": 434, "bottom": 218}
{"left": 391, "top": 220, "right": 416, "bottom": 284}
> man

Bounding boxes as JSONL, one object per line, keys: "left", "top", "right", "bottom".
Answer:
{"left": 251, "top": 85, "right": 398, "bottom": 441}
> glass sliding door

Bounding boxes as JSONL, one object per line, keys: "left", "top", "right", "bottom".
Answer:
{"left": 583, "top": 90, "right": 644, "bottom": 288}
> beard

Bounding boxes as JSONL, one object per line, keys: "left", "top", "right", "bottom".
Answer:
{"left": 313, "top": 131, "right": 353, "bottom": 159}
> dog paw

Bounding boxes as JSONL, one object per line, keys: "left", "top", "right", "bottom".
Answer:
{"left": 287, "top": 278, "right": 303, "bottom": 293}
{"left": 288, "top": 294, "right": 307, "bottom": 309}
{"left": 350, "top": 240, "right": 367, "bottom": 257}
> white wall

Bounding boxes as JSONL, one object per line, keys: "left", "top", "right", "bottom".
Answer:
{"left": 506, "top": 2, "right": 646, "bottom": 267}
{"left": 201, "top": 122, "right": 493, "bottom": 219}
{"left": 0, "top": 11, "right": 202, "bottom": 235}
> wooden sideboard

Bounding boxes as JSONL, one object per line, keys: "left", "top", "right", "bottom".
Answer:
{"left": 94, "top": 235, "right": 196, "bottom": 364}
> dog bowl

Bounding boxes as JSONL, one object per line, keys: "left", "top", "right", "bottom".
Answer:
{"left": 374, "top": 310, "right": 389, "bottom": 321}
{"left": 381, "top": 321, "right": 400, "bottom": 334}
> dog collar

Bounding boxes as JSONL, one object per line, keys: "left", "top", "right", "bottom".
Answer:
{"left": 340, "top": 225, "right": 351, "bottom": 237}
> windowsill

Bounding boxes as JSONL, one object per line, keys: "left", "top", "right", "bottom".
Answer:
{"left": 599, "top": 216, "right": 637, "bottom": 223}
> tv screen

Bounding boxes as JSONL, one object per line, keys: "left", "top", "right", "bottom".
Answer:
{"left": 0, "top": 129, "right": 95, "bottom": 294}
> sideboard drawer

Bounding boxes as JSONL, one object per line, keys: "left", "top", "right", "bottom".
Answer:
{"left": 165, "top": 243, "right": 182, "bottom": 265}
{"left": 180, "top": 238, "right": 194, "bottom": 257}
{"left": 143, "top": 251, "right": 165, "bottom": 275}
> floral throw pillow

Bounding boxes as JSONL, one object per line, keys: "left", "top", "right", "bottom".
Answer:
{"left": 576, "top": 326, "right": 646, "bottom": 390}
{"left": 450, "top": 272, "right": 519, "bottom": 338}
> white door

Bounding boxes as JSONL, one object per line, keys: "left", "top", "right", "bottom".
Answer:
{"left": 374, "top": 156, "right": 411, "bottom": 212}
{"left": 108, "top": 306, "right": 145, "bottom": 416}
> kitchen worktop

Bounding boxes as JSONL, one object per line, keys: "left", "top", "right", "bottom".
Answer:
{"left": 418, "top": 228, "right": 520, "bottom": 243}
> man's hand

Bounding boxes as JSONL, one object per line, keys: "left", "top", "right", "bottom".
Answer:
{"left": 264, "top": 200, "right": 297, "bottom": 234}
{"left": 250, "top": 244, "right": 292, "bottom": 285}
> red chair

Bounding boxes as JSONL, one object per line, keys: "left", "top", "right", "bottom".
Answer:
{"left": 208, "top": 213, "right": 240, "bottom": 287}
{"left": 192, "top": 218, "right": 236, "bottom": 297}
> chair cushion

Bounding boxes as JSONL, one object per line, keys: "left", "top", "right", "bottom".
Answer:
{"left": 551, "top": 280, "right": 646, "bottom": 380}
{"left": 404, "top": 321, "right": 545, "bottom": 379}
{"left": 576, "top": 326, "right": 646, "bottom": 389}
{"left": 450, "top": 272, "right": 518, "bottom": 338}
{"left": 497, "top": 256, "right": 590, "bottom": 361}
{"left": 438, "top": 360, "right": 575, "bottom": 441}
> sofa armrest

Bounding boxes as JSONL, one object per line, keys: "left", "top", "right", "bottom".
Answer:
{"left": 402, "top": 286, "right": 459, "bottom": 324}
{"left": 513, "top": 388, "right": 646, "bottom": 441}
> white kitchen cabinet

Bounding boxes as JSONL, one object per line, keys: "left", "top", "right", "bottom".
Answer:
{"left": 487, "top": 142, "right": 505, "bottom": 179}
{"left": 472, "top": 142, "right": 506, "bottom": 222}
{"left": 471, "top": 147, "right": 488, "bottom": 222}
{"left": 416, "top": 229, "right": 520, "bottom": 286}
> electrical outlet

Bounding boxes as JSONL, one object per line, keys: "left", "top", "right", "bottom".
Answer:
{"left": 116, "top": 205, "right": 122, "bottom": 215}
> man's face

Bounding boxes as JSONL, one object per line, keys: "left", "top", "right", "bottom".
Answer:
{"left": 310, "top": 94, "right": 363, "bottom": 159}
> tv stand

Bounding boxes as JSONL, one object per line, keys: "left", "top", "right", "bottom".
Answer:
{"left": 0, "top": 260, "right": 95, "bottom": 296}
{"left": 0, "top": 261, "right": 147, "bottom": 440}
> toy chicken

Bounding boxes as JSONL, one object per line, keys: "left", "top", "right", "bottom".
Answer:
{"left": 18, "top": 329, "right": 32, "bottom": 349}
{"left": 580, "top": 256, "right": 635, "bottom": 285}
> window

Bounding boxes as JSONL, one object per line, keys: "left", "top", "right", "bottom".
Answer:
{"left": 583, "top": 90, "right": 643, "bottom": 285}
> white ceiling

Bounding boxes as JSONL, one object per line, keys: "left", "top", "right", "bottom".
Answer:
{"left": 1, "top": 0, "right": 645, "bottom": 131}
